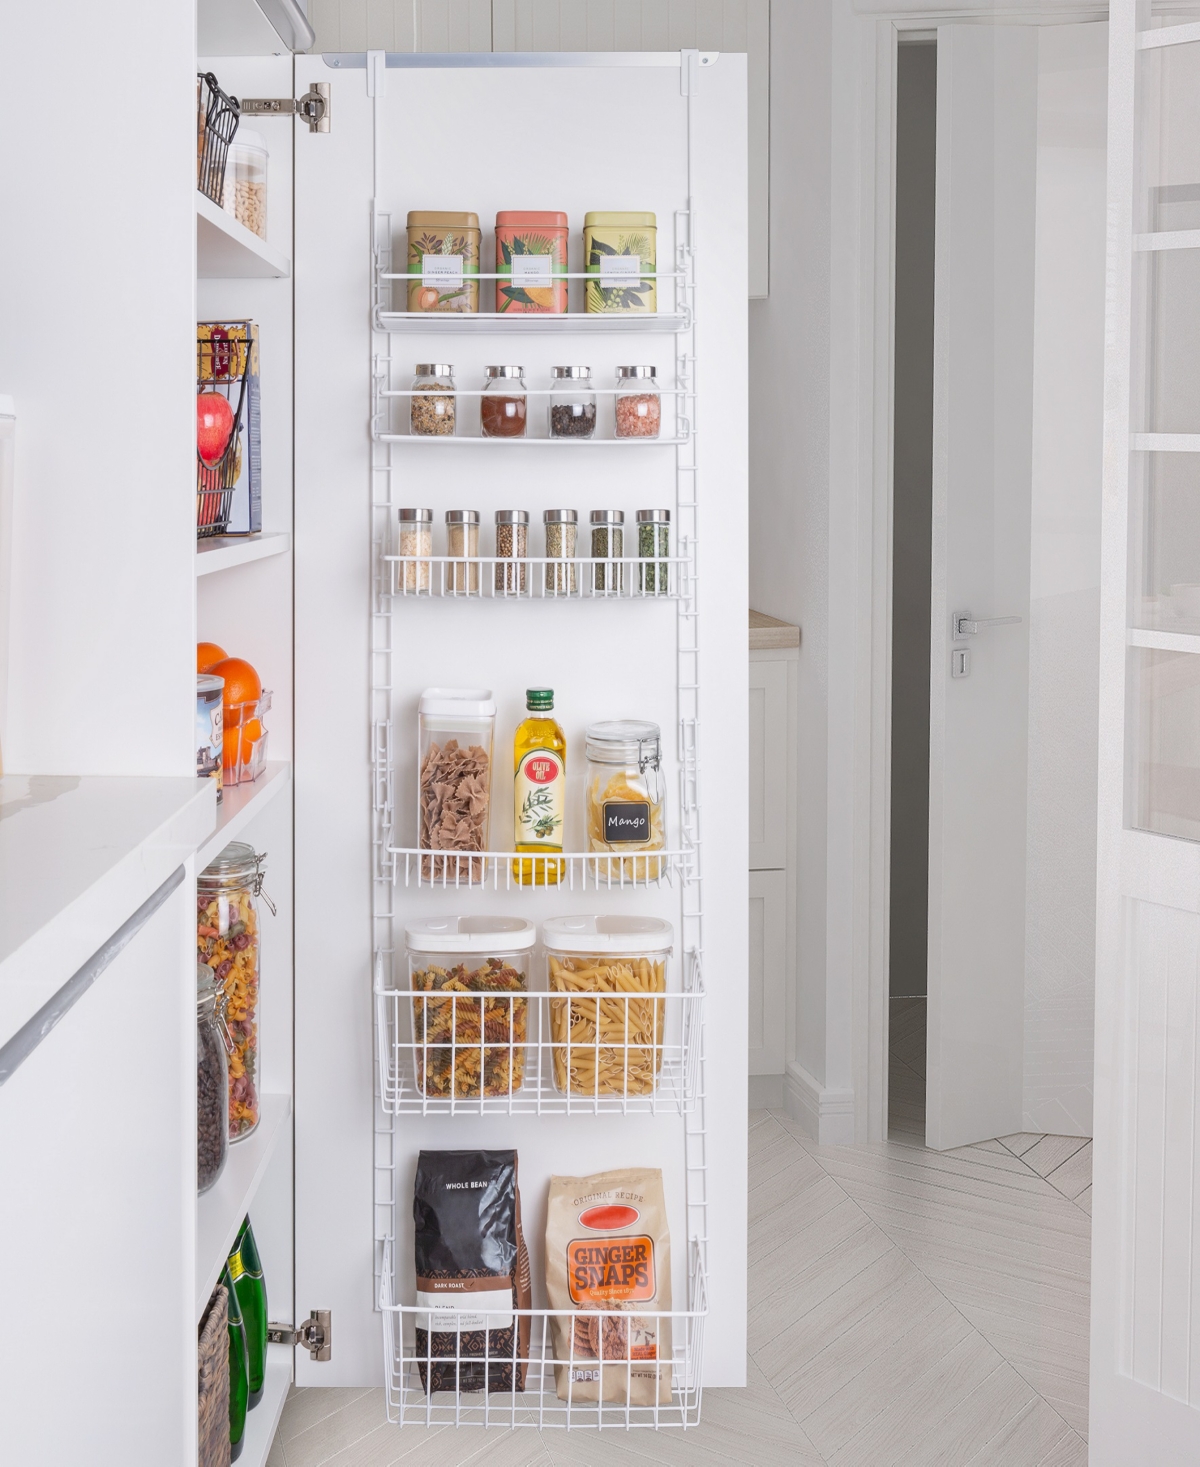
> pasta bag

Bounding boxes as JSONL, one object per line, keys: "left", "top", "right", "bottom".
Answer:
{"left": 545, "top": 1168, "right": 672, "bottom": 1406}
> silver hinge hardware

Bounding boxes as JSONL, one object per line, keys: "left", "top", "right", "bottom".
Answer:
{"left": 268, "top": 1310, "right": 332, "bottom": 1360}
{"left": 240, "top": 84, "right": 330, "bottom": 133}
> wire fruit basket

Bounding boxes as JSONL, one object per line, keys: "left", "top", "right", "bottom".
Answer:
{"left": 196, "top": 72, "right": 239, "bottom": 207}
{"left": 196, "top": 329, "right": 251, "bottom": 539}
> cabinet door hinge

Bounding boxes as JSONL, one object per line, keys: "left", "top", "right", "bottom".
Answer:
{"left": 240, "top": 84, "right": 330, "bottom": 133}
{"left": 268, "top": 1310, "right": 332, "bottom": 1360}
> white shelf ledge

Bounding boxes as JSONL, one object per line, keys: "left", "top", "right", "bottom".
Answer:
{"left": 1131, "top": 433, "right": 1200, "bottom": 452}
{"left": 197, "top": 192, "right": 291, "bottom": 279}
{"left": 196, "top": 1092, "right": 290, "bottom": 1321}
{"left": 1129, "top": 627, "right": 1200, "bottom": 653}
{"left": 376, "top": 310, "right": 690, "bottom": 334}
{"left": 197, "top": 533, "right": 291, "bottom": 577}
{"left": 239, "top": 1347, "right": 293, "bottom": 1467}
{"left": 1135, "top": 229, "right": 1200, "bottom": 252}
{"left": 378, "top": 434, "right": 688, "bottom": 447}
{"left": 1138, "top": 19, "right": 1200, "bottom": 49}
{"left": 198, "top": 761, "right": 291, "bottom": 871}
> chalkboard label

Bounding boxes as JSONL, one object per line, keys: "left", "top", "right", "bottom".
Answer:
{"left": 603, "top": 801, "right": 651, "bottom": 844}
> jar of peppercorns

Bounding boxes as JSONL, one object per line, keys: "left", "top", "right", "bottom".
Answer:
{"left": 197, "top": 843, "right": 271, "bottom": 1142}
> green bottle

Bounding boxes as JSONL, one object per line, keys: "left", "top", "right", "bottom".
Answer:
{"left": 222, "top": 1264, "right": 249, "bottom": 1460}
{"left": 229, "top": 1217, "right": 268, "bottom": 1408}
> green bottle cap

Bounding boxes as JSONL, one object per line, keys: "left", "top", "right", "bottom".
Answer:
{"left": 526, "top": 688, "right": 554, "bottom": 711}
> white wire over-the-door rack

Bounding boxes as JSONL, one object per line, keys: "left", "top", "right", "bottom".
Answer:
{"left": 365, "top": 48, "right": 708, "bottom": 1432}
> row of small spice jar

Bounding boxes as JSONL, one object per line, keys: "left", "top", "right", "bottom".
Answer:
{"left": 396, "top": 507, "right": 671, "bottom": 595}
{"left": 405, "top": 209, "right": 659, "bottom": 315}
{"left": 409, "top": 364, "right": 662, "bottom": 440}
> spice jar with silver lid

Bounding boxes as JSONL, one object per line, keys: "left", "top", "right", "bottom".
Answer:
{"left": 543, "top": 508, "right": 578, "bottom": 596}
{"left": 446, "top": 509, "right": 480, "bottom": 593}
{"left": 397, "top": 507, "right": 433, "bottom": 593}
{"left": 495, "top": 509, "right": 529, "bottom": 595}
{"left": 614, "top": 365, "right": 662, "bottom": 439}
{"left": 584, "top": 719, "right": 667, "bottom": 879}
{"left": 590, "top": 509, "right": 624, "bottom": 593}
{"left": 636, "top": 509, "right": 671, "bottom": 595}
{"left": 481, "top": 365, "right": 528, "bottom": 438}
{"left": 549, "top": 366, "right": 596, "bottom": 439}
{"left": 410, "top": 364, "right": 456, "bottom": 437}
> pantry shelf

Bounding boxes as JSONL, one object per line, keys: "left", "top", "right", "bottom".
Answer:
{"left": 377, "top": 434, "right": 690, "bottom": 448}
{"left": 1128, "top": 627, "right": 1200, "bottom": 653}
{"left": 239, "top": 1347, "right": 293, "bottom": 1467}
{"left": 1134, "top": 229, "right": 1200, "bottom": 252}
{"left": 385, "top": 556, "right": 689, "bottom": 601}
{"left": 1131, "top": 432, "right": 1200, "bottom": 452}
{"left": 375, "top": 985, "right": 703, "bottom": 1117}
{"left": 196, "top": 532, "right": 291, "bottom": 576}
{"left": 386, "top": 849, "right": 694, "bottom": 891}
{"left": 196, "top": 192, "right": 291, "bottom": 279}
{"left": 380, "top": 1237, "right": 706, "bottom": 1430}
{"left": 196, "top": 1092, "right": 290, "bottom": 1321}
{"left": 197, "top": 761, "right": 291, "bottom": 873}
{"left": 375, "top": 310, "right": 691, "bottom": 334}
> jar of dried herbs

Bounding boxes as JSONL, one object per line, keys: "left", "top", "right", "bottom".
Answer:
{"left": 590, "top": 509, "right": 624, "bottom": 594}
{"left": 397, "top": 507, "right": 433, "bottom": 593}
{"left": 549, "top": 366, "right": 596, "bottom": 439}
{"left": 544, "top": 509, "right": 578, "bottom": 597}
{"left": 495, "top": 509, "right": 529, "bottom": 595}
{"left": 446, "top": 509, "right": 480, "bottom": 594}
{"left": 410, "top": 365, "right": 456, "bottom": 436}
{"left": 481, "top": 365, "right": 527, "bottom": 438}
{"left": 614, "top": 366, "right": 661, "bottom": 438}
{"left": 636, "top": 509, "right": 670, "bottom": 595}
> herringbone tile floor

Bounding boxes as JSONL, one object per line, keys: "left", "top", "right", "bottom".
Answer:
{"left": 267, "top": 999, "right": 1090, "bottom": 1466}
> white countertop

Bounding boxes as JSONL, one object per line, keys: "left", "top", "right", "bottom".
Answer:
{"left": 0, "top": 775, "right": 216, "bottom": 1046}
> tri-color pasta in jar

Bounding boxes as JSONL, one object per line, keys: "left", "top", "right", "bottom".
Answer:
{"left": 543, "top": 915, "right": 673, "bottom": 1099}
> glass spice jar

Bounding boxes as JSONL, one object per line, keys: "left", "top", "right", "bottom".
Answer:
{"left": 481, "top": 365, "right": 527, "bottom": 438}
{"left": 590, "top": 509, "right": 624, "bottom": 593}
{"left": 197, "top": 962, "right": 230, "bottom": 1193}
{"left": 410, "top": 364, "right": 456, "bottom": 437}
{"left": 197, "top": 843, "right": 271, "bottom": 1142}
{"left": 543, "top": 509, "right": 578, "bottom": 597}
{"left": 397, "top": 507, "right": 433, "bottom": 593}
{"left": 614, "top": 365, "right": 662, "bottom": 439}
{"left": 494, "top": 509, "right": 529, "bottom": 595}
{"left": 637, "top": 509, "right": 671, "bottom": 596}
{"left": 446, "top": 509, "right": 480, "bottom": 594}
{"left": 549, "top": 366, "right": 596, "bottom": 439}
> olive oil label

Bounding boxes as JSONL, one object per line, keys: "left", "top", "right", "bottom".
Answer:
{"left": 516, "top": 750, "right": 565, "bottom": 848}
{"left": 603, "top": 801, "right": 651, "bottom": 844}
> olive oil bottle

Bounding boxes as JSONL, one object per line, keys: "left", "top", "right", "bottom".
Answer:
{"left": 513, "top": 688, "right": 566, "bottom": 886}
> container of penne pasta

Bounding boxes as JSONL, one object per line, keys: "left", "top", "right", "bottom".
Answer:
{"left": 543, "top": 915, "right": 673, "bottom": 1099}
{"left": 405, "top": 916, "right": 534, "bottom": 1099}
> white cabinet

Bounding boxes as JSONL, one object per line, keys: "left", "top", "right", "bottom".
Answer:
{"left": 748, "top": 613, "right": 799, "bottom": 1104}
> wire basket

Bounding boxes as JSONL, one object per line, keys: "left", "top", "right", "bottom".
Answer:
{"left": 197, "top": 72, "right": 239, "bottom": 206}
{"left": 196, "top": 330, "right": 250, "bottom": 539}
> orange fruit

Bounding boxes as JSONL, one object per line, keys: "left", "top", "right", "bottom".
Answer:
{"left": 223, "top": 718, "right": 264, "bottom": 772}
{"left": 197, "top": 641, "right": 227, "bottom": 673}
{"left": 210, "top": 656, "right": 261, "bottom": 713}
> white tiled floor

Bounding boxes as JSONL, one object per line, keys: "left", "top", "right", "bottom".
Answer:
{"left": 266, "top": 999, "right": 1090, "bottom": 1466}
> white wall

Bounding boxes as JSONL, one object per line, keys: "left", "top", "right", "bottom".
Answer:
{"left": 1022, "top": 22, "right": 1106, "bottom": 1136}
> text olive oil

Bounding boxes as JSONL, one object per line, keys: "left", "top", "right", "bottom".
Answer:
{"left": 513, "top": 688, "right": 566, "bottom": 886}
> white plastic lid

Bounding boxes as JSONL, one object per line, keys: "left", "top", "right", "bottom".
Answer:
{"left": 405, "top": 916, "right": 536, "bottom": 953}
{"left": 418, "top": 687, "right": 496, "bottom": 720}
{"left": 229, "top": 127, "right": 268, "bottom": 155}
{"left": 541, "top": 915, "right": 674, "bottom": 955}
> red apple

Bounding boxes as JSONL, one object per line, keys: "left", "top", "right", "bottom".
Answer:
{"left": 196, "top": 392, "right": 235, "bottom": 466}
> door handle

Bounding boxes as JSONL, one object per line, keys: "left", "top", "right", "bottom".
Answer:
{"left": 953, "top": 612, "right": 1022, "bottom": 638}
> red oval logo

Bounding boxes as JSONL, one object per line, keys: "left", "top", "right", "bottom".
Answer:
{"left": 578, "top": 1204, "right": 640, "bottom": 1231}
{"left": 525, "top": 756, "right": 559, "bottom": 785}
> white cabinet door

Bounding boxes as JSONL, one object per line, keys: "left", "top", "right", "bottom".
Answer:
{"left": 748, "top": 870, "right": 786, "bottom": 1075}
{"left": 749, "top": 658, "right": 787, "bottom": 870}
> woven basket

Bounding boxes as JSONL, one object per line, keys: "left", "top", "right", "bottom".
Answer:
{"left": 199, "top": 1282, "right": 231, "bottom": 1467}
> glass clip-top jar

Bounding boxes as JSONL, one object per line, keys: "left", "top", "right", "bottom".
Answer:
{"left": 481, "top": 365, "right": 528, "bottom": 438}
{"left": 197, "top": 962, "right": 232, "bottom": 1193}
{"left": 549, "top": 366, "right": 596, "bottom": 439}
{"left": 584, "top": 719, "right": 667, "bottom": 879}
{"left": 197, "top": 842, "right": 273, "bottom": 1142}
{"left": 410, "top": 364, "right": 456, "bottom": 437}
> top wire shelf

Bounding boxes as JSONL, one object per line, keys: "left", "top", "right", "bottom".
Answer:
{"left": 375, "top": 310, "right": 692, "bottom": 335}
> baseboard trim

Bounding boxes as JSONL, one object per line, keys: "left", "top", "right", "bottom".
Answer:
{"left": 749, "top": 1074, "right": 785, "bottom": 1110}
{"left": 785, "top": 1062, "right": 855, "bottom": 1145}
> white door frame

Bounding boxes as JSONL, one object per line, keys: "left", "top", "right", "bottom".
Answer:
{"left": 827, "top": 0, "right": 1107, "bottom": 1142}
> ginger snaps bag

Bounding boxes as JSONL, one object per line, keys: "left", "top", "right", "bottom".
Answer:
{"left": 545, "top": 1167, "right": 672, "bottom": 1406}
{"left": 413, "top": 1150, "right": 531, "bottom": 1393}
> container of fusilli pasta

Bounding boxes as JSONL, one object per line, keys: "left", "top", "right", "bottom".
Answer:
{"left": 543, "top": 915, "right": 673, "bottom": 1098}
{"left": 405, "top": 916, "right": 534, "bottom": 1099}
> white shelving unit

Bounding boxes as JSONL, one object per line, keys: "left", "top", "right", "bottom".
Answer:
{"left": 238, "top": 1346, "right": 294, "bottom": 1467}
{"left": 197, "top": 760, "right": 291, "bottom": 869}
{"left": 197, "top": 531, "right": 291, "bottom": 576}
{"left": 196, "top": 1091, "right": 291, "bottom": 1318}
{"left": 197, "top": 191, "right": 291, "bottom": 279}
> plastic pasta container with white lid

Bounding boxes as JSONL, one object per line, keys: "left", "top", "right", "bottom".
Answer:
{"left": 542, "top": 916, "right": 675, "bottom": 1098}
{"left": 417, "top": 688, "right": 495, "bottom": 882}
{"left": 404, "top": 916, "right": 535, "bottom": 1100}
